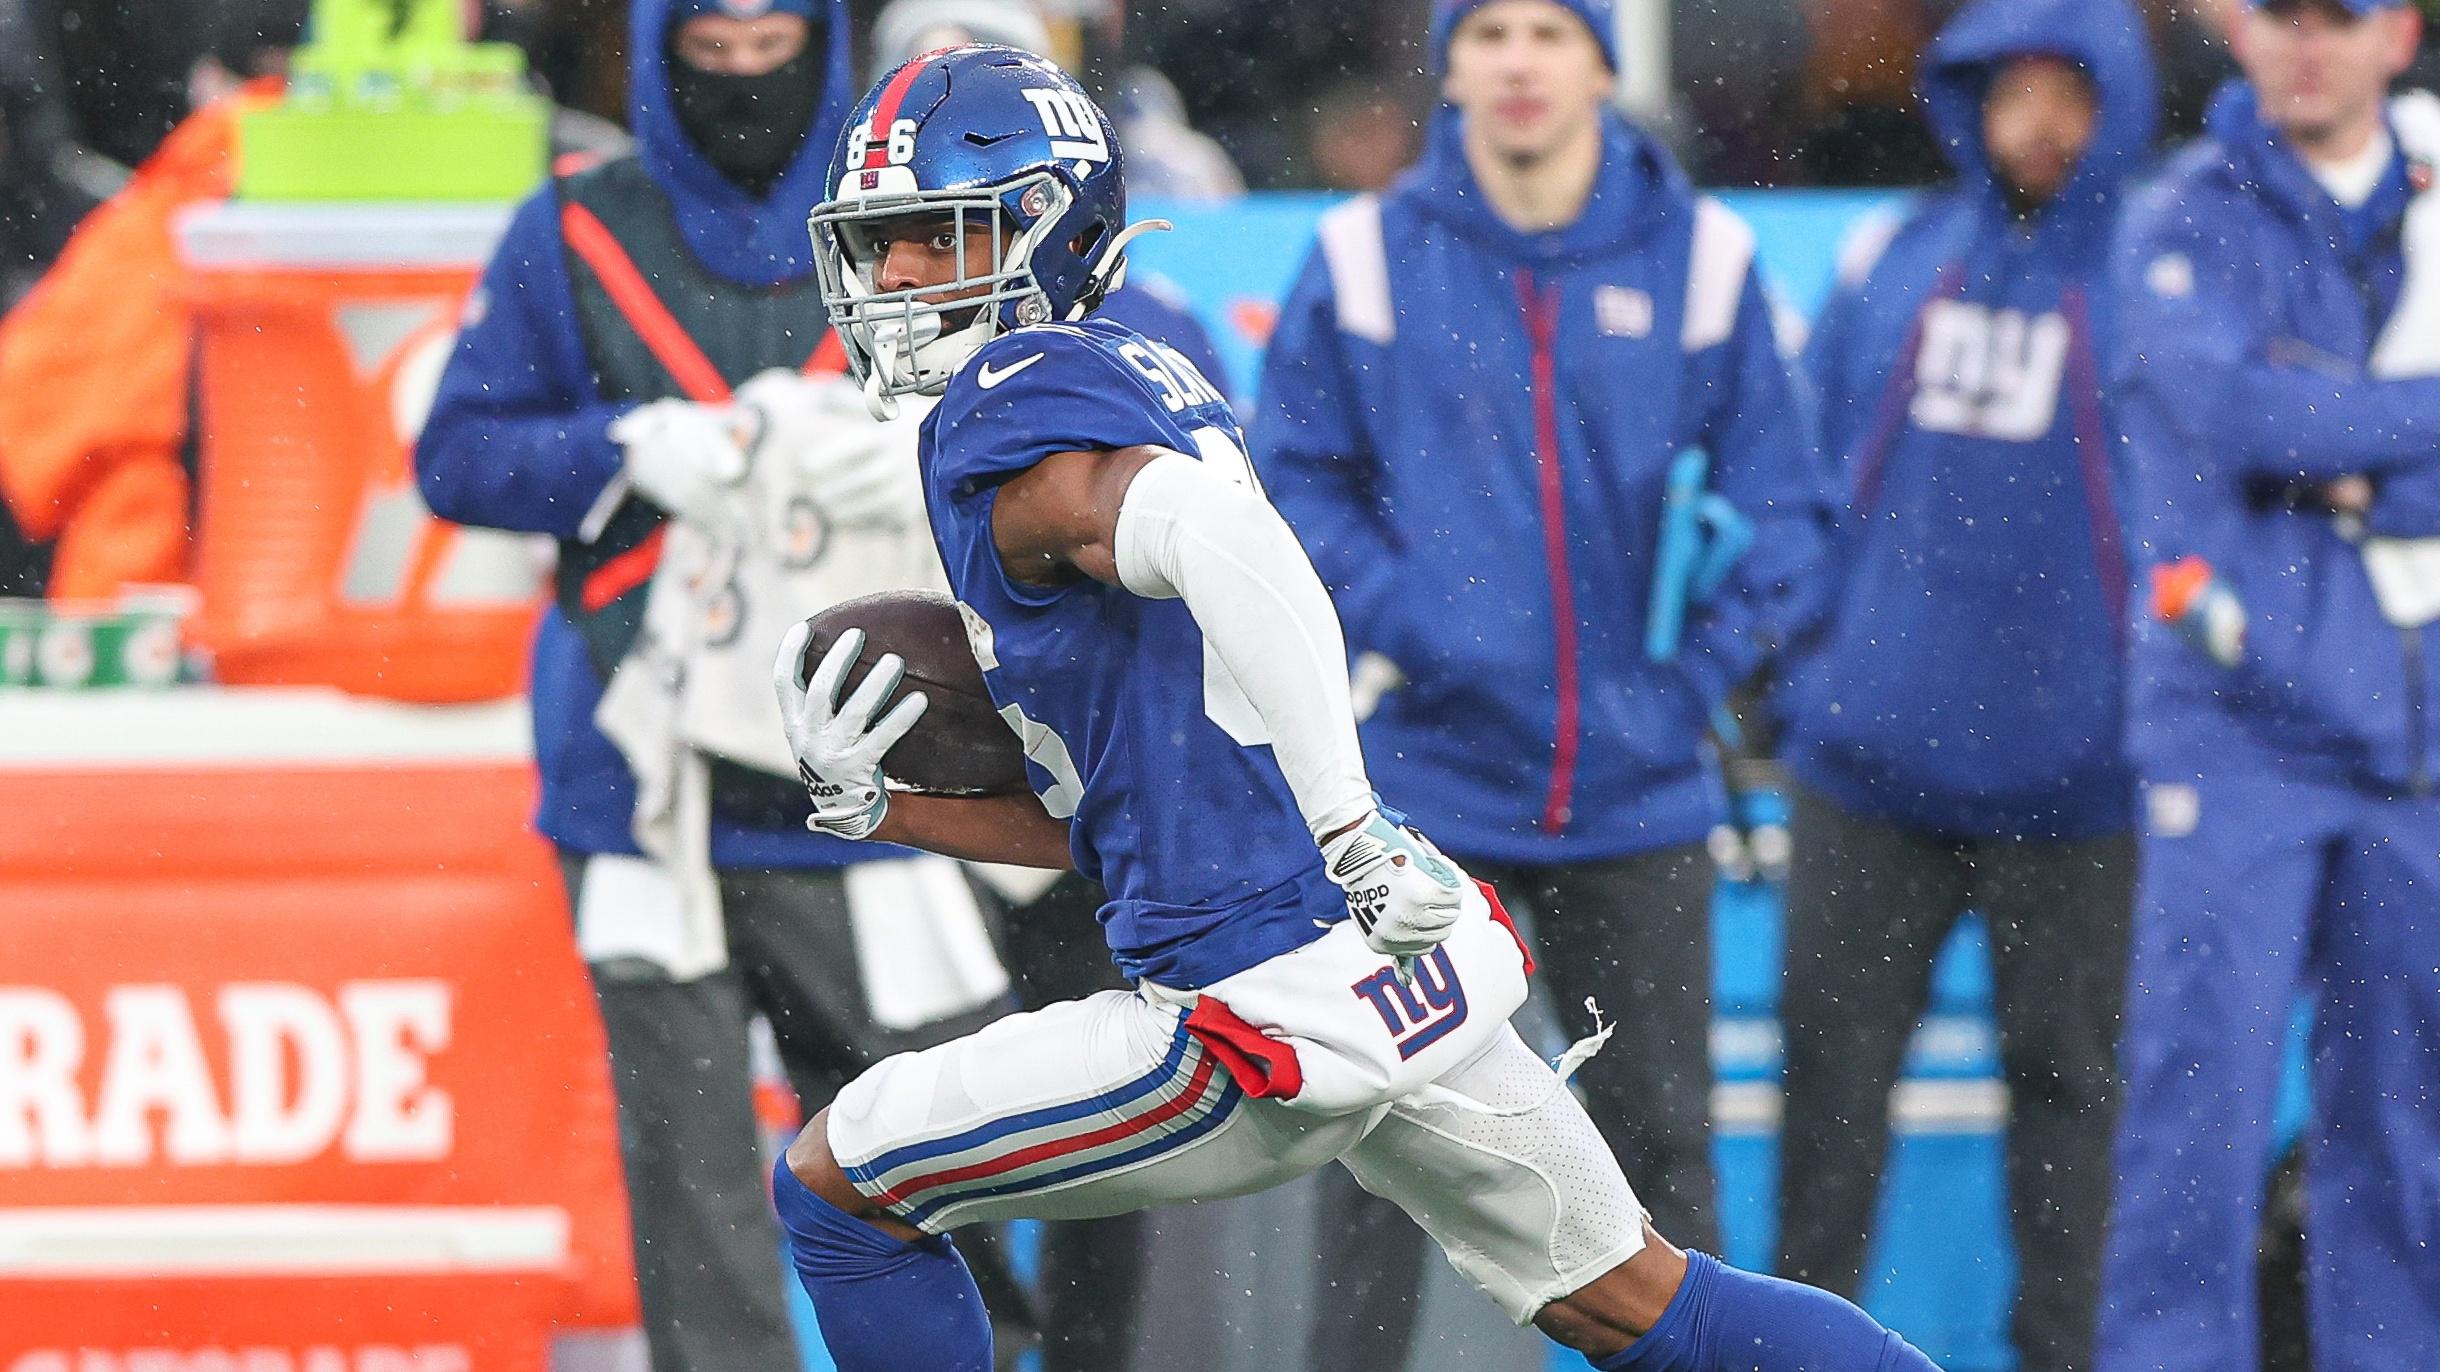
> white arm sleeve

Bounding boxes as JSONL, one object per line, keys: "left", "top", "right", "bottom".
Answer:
{"left": 1114, "top": 450, "right": 1374, "bottom": 840}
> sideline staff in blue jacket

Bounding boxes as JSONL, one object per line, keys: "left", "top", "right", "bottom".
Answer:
{"left": 1255, "top": 0, "right": 1834, "bottom": 1358}
{"left": 1772, "top": 3, "right": 2154, "bottom": 1369}
{"left": 2102, "top": 2, "right": 2440, "bottom": 1369}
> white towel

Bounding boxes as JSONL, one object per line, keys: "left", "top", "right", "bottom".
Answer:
{"left": 845, "top": 858, "right": 1011, "bottom": 1031}
{"left": 574, "top": 851, "right": 722, "bottom": 975}
{"left": 967, "top": 861, "right": 1067, "bottom": 907}
{"left": 2363, "top": 91, "right": 2440, "bottom": 628}
{"left": 649, "top": 389, "right": 947, "bottom": 782}
{"left": 593, "top": 383, "right": 948, "bottom": 979}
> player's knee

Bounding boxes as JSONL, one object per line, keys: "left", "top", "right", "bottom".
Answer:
{"left": 770, "top": 1112, "right": 995, "bottom": 1371}
{"left": 775, "top": 1109, "right": 929, "bottom": 1257}
{"left": 783, "top": 1109, "right": 889, "bottom": 1225}
{"left": 1534, "top": 1296, "right": 1634, "bottom": 1357}
{"left": 1532, "top": 1222, "right": 1687, "bottom": 1356}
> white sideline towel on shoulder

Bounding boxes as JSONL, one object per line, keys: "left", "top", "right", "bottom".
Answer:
{"left": 966, "top": 861, "right": 1066, "bottom": 907}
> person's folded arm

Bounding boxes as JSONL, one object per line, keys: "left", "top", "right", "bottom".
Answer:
{"left": 2111, "top": 205, "right": 2440, "bottom": 488}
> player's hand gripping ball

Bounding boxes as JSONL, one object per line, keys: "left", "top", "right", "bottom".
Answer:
{"left": 773, "top": 622, "right": 923, "bottom": 840}
{"left": 774, "top": 590, "right": 1034, "bottom": 841}
{"left": 1320, "top": 812, "right": 1469, "bottom": 960}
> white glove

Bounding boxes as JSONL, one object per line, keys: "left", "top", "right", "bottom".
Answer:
{"left": 771, "top": 621, "right": 929, "bottom": 840}
{"left": 610, "top": 398, "right": 749, "bottom": 533}
{"left": 1320, "top": 810, "right": 1468, "bottom": 960}
{"left": 734, "top": 369, "right": 924, "bottom": 530}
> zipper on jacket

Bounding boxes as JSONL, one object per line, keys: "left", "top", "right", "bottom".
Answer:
{"left": 2405, "top": 626, "right": 2430, "bottom": 797}
{"left": 1515, "top": 268, "right": 1579, "bottom": 835}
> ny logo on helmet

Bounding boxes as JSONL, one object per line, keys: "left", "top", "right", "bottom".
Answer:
{"left": 1021, "top": 87, "right": 1109, "bottom": 171}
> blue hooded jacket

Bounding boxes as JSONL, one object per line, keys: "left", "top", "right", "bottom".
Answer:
{"left": 2111, "top": 78, "right": 2440, "bottom": 792}
{"left": 414, "top": 0, "right": 861, "bottom": 865}
{"left": 1781, "top": 0, "right": 2157, "bottom": 841}
{"left": 1254, "top": 108, "right": 1835, "bottom": 865}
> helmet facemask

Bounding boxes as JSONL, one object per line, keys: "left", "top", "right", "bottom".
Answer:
{"left": 811, "top": 172, "right": 1078, "bottom": 419}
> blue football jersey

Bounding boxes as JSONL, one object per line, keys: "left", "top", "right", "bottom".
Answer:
{"left": 921, "top": 318, "right": 1341, "bottom": 988}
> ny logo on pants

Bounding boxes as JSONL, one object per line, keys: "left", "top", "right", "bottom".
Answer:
{"left": 1350, "top": 948, "right": 1470, "bottom": 1061}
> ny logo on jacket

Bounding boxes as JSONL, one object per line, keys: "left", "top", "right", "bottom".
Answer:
{"left": 1911, "top": 299, "right": 2071, "bottom": 442}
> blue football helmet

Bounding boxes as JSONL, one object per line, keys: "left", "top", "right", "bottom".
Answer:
{"left": 809, "top": 45, "right": 1157, "bottom": 414}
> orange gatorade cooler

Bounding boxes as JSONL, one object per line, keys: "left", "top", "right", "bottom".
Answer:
{"left": 174, "top": 203, "right": 545, "bottom": 702}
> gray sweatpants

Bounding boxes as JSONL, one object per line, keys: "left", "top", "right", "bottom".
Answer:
{"left": 1773, "top": 788, "right": 2132, "bottom": 1372}
{"left": 563, "top": 858, "right": 1003, "bottom": 1372}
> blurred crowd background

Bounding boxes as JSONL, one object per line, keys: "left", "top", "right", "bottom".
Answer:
{"left": 2, "top": 0, "right": 2437, "bottom": 361}
{"left": 11, "top": 0, "right": 2440, "bottom": 249}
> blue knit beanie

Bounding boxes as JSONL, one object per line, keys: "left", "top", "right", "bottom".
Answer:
{"left": 1430, "top": 0, "right": 1618, "bottom": 73}
{"left": 671, "top": 0, "right": 819, "bottom": 21}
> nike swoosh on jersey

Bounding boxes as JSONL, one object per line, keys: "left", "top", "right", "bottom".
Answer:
{"left": 976, "top": 353, "right": 1046, "bottom": 389}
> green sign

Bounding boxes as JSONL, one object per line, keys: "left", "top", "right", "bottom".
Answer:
{"left": 0, "top": 600, "right": 189, "bottom": 689}
{"left": 237, "top": 0, "right": 549, "bottom": 203}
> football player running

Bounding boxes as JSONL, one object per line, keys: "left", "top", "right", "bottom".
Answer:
{"left": 772, "top": 45, "right": 1944, "bottom": 1372}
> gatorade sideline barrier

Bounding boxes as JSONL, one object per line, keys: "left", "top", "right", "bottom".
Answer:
{"left": 176, "top": 203, "right": 545, "bottom": 704}
{"left": 0, "top": 690, "right": 639, "bottom": 1368}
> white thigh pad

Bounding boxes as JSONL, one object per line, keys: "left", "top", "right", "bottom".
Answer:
{"left": 1341, "top": 1026, "right": 1648, "bottom": 1325}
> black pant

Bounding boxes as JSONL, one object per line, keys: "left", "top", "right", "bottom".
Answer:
{"left": 565, "top": 858, "right": 1004, "bottom": 1372}
{"left": 1773, "top": 789, "right": 2132, "bottom": 1372}
{"left": 992, "top": 874, "right": 1151, "bottom": 1372}
{"left": 1308, "top": 842, "right": 1719, "bottom": 1368}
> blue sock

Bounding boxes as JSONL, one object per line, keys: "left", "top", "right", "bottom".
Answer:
{"left": 1592, "top": 1251, "right": 1942, "bottom": 1372}
{"left": 771, "top": 1155, "right": 991, "bottom": 1372}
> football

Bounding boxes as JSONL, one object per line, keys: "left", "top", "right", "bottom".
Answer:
{"left": 798, "top": 590, "right": 1031, "bottom": 797}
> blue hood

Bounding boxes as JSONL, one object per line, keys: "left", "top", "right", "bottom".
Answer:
{"left": 1920, "top": 0, "right": 2157, "bottom": 236}
{"left": 2203, "top": 80, "right": 2283, "bottom": 169}
{"left": 628, "top": 0, "right": 854, "bottom": 286}
{"left": 1778, "top": 0, "right": 2159, "bottom": 840}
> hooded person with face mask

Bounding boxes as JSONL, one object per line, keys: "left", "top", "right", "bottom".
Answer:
{"left": 415, "top": 4, "right": 1021, "bottom": 1370}
{"left": 664, "top": 8, "right": 826, "bottom": 197}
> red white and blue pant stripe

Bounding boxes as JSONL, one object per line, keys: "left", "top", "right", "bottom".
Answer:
{"left": 842, "top": 1020, "right": 1242, "bottom": 1232}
